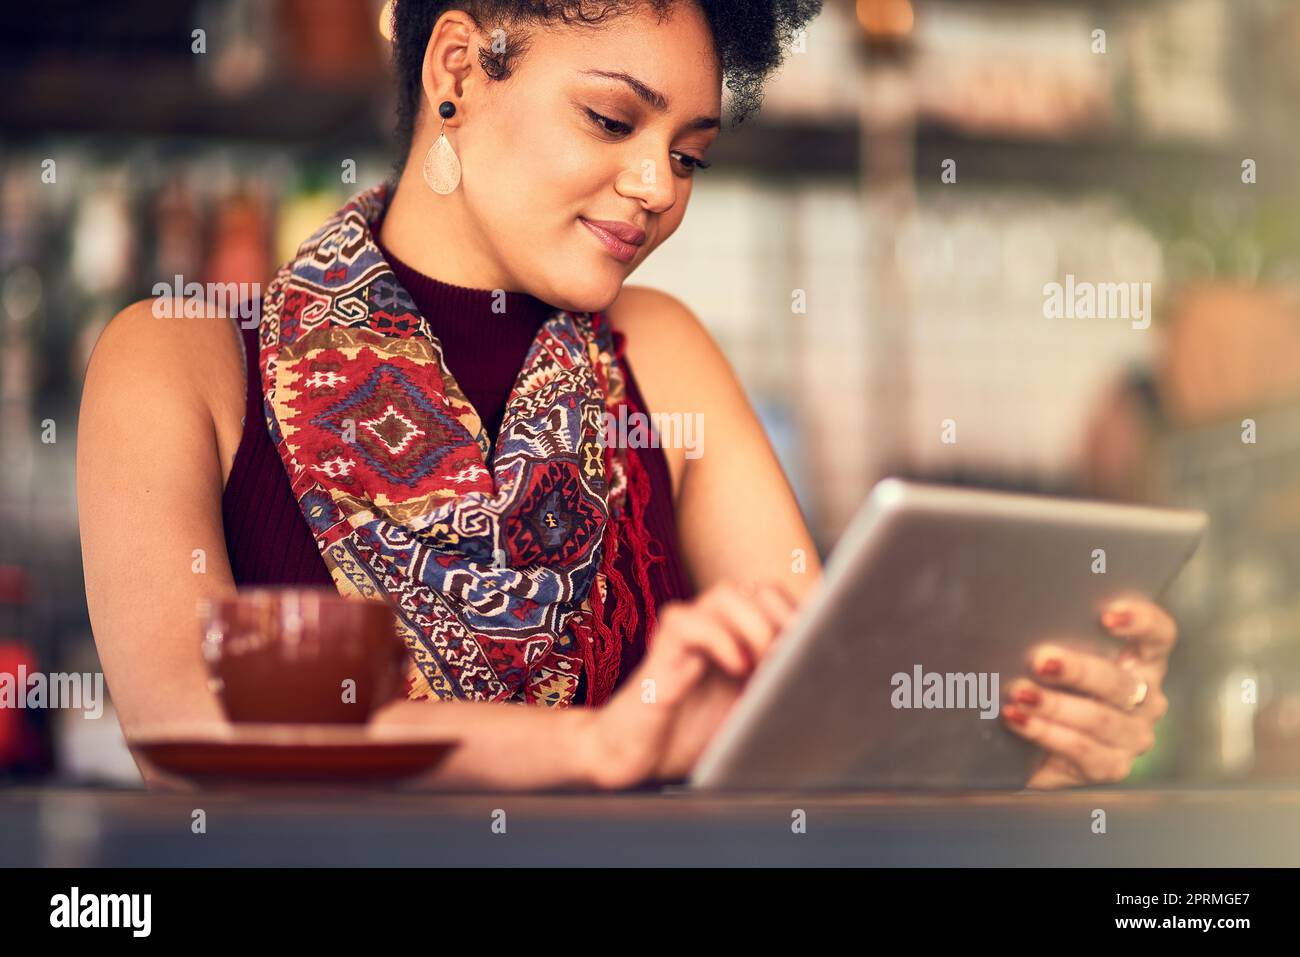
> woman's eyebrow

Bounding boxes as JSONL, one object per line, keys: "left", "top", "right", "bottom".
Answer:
{"left": 579, "top": 68, "right": 721, "bottom": 131}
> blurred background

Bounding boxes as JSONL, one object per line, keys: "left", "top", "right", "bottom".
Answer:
{"left": 3, "top": 0, "right": 1300, "bottom": 787}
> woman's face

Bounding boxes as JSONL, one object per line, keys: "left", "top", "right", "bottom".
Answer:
{"left": 449, "top": 2, "right": 722, "bottom": 313}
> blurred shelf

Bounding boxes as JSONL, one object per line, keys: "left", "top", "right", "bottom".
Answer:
{"left": 0, "top": 62, "right": 387, "bottom": 148}
{"left": 708, "top": 117, "right": 860, "bottom": 177}
{"left": 914, "top": 122, "right": 1298, "bottom": 196}
{"left": 693, "top": 117, "right": 1295, "bottom": 188}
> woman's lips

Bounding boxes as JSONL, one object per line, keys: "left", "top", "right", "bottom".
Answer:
{"left": 579, "top": 217, "right": 644, "bottom": 264}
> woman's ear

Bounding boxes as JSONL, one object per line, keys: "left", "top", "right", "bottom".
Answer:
{"left": 420, "top": 10, "right": 478, "bottom": 129}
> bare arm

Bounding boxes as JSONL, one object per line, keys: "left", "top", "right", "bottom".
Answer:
{"left": 608, "top": 286, "right": 822, "bottom": 600}
{"left": 78, "top": 301, "right": 236, "bottom": 735}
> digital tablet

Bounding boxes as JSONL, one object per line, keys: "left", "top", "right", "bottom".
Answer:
{"left": 688, "top": 478, "right": 1208, "bottom": 791}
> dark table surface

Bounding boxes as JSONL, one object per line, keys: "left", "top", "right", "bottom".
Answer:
{"left": 3, "top": 785, "right": 1299, "bottom": 866}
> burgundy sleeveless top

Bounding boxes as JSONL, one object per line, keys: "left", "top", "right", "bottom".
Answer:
{"left": 221, "top": 247, "right": 695, "bottom": 704}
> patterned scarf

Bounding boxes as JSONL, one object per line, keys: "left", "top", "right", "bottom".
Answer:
{"left": 257, "top": 184, "right": 657, "bottom": 708}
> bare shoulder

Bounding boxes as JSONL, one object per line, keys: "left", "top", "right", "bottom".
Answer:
{"left": 603, "top": 284, "right": 734, "bottom": 411}
{"left": 80, "top": 298, "right": 248, "bottom": 483}
{"left": 604, "top": 284, "right": 721, "bottom": 357}
{"left": 86, "top": 298, "right": 244, "bottom": 390}
{"left": 90, "top": 295, "right": 246, "bottom": 377}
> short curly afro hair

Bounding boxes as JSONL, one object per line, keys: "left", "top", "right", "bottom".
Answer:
{"left": 388, "top": 0, "right": 823, "bottom": 166}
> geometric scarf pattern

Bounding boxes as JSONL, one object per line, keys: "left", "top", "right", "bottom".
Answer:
{"left": 257, "top": 183, "right": 656, "bottom": 708}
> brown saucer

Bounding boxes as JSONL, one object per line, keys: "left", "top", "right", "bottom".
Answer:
{"left": 129, "top": 723, "right": 457, "bottom": 786}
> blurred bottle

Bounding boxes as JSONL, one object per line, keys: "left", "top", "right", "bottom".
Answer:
{"left": 205, "top": 186, "right": 272, "bottom": 290}
{"left": 0, "top": 566, "right": 52, "bottom": 777}
{"left": 152, "top": 174, "right": 204, "bottom": 284}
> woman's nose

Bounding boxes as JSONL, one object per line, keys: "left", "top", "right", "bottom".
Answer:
{"left": 618, "top": 159, "right": 677, "bottom": 214}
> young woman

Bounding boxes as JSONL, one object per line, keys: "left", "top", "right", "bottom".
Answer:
{"left": 78, "top": 0, "right": 1177, "bottom": 791}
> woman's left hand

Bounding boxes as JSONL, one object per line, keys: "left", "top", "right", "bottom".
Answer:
{"left": 1003, "top": 597, "right": 1177, "bottom": 789}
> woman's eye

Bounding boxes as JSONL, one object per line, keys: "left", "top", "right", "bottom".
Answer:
{"left": 585, "top": 109, "right": 633, "bottom": 136}
{"left": 671, "top": 151, "right": 712, "bottom": 177}
{"left": 584, "top": 107, "right": 711, "bottom": 177}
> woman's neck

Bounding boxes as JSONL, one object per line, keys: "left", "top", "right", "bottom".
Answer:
{"left": 378, "top": 158, "right": 516, "bottom": 295}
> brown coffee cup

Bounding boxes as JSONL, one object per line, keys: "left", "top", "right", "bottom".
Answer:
{"left": 198, "top": 587, "right": 408, "bottom": 724}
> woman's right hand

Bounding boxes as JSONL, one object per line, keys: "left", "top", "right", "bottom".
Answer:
{"left": 577, "top": 580, "right": 799, "bottom": 790}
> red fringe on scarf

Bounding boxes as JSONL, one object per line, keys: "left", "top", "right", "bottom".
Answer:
{"left": 580, "top": 440, "right": 662, "bottom": 707}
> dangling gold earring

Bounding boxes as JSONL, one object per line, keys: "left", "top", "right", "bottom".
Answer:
{"left": 422, "top": 100, "right": 462, "bottom": 195}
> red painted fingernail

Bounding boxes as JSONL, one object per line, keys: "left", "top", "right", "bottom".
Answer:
{"left": 1003, "top": 704, "right": 1029, "bottom": 726}
{"left": 1038, "top": 658, "right": 1063, "bottom": 678}
{"left": 1104, "top": 609, "right": 1133, "bottom": 628}
{"left": 1014, "top": 687, "right": 1041, "bottom": 707}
